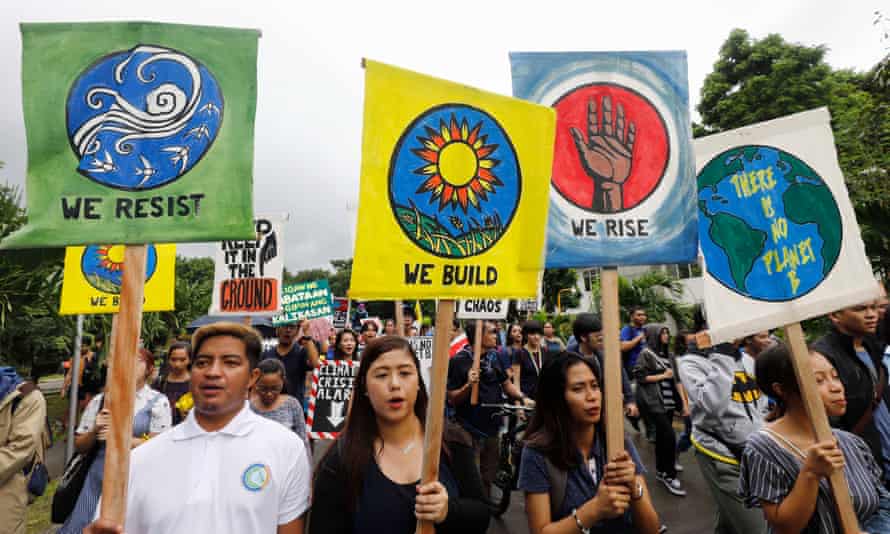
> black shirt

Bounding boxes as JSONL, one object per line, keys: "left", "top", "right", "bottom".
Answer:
{"left": 310, "top": 438, "right": 490, "bottom": 534}
{"left": 514, "top": 347, "right": 543, "bottom": 398}
{"left": 262, "top": 343, "right": 311, "bottom": 400}
{"left": 447, "top": 347, "right": 507, "bottom": 437}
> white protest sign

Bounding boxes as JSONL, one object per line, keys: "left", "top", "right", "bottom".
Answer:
{"left": 209, "top": 215, "right": 285, "bottom": 315}
{"left": 456, "top": 299, "right": 509, "bottom": 320}
{"left": 695, "top": 108, "right": 879, "bottom": 343}
{"left": 409, "top": 336, "right": 434, "bottom": 394}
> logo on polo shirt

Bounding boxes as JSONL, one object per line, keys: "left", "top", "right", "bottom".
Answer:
{"left": 242, "top": 463, "right": 271, "bottom": 492}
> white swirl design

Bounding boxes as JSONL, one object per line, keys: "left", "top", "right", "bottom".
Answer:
{"left": 72, "top": 46, "right": 202, "bottom": 157}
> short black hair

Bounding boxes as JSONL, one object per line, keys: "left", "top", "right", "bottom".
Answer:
{"left": 572, "top": 313, "right": 602, "bottom": 341}
{"left": 464, "top": 320, "right": 494, "bottom": 346}
{"left": 629, "top": 307, "right": 647, "bottom": 318}
{"left": 522, "top": 320, "right": 544, "bottom": 340}
{"left": 192, "top": 322, "right": 263, "bottom": 369}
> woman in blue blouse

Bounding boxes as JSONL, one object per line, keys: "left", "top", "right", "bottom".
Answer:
{"left": 518, "top": 352, "right": 660, "bottom": 534}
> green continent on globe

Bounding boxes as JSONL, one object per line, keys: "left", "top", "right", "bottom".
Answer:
{"left": 708, "top": 212, "right": 767, "bottom": 292}
{"left": 783, "top": 182, "right": 842, "bottom": 275}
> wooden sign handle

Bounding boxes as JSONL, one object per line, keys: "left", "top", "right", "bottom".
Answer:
{"left": 416, "top": 299, "right": 455, "bottom": 534}
{"left": 470, "top": 319, "right": 483, "bottom": 405}
{"left": 99, "top": 245, "right": 147, "bottom": 524}
{"left": 784, "top": 323, "right": 859, "bottom": 533}
{"left": 395, "top": 299, "right": 405, "bottom": 336}
{"left": 600, "top": 267, "right": 625, "bottom": 459}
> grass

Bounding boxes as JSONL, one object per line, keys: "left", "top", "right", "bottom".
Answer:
{"left": 44, "top": 393, "right": 69, "bottom": 444}
{"left": 27, "top": 479, "right": 58, "bottom": 534}
{"left": 395, "top": 204, "right": 503, "bottom": 258}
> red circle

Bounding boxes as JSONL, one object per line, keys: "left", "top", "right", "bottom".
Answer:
{"left": 552, "top": 84, "right": 669, "bottom": 212}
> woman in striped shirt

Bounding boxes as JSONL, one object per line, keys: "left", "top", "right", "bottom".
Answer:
{"left": 739, "top": 344, "right": 890, "bottom": 533}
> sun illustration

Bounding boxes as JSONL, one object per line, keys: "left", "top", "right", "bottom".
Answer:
{"left": 96, "top": 245, "right": 126, "bottom": 272}
{"left": 412, "top": 116, "right": 502, "bottom": 213}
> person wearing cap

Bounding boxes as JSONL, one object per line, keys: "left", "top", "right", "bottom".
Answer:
{"left": 84, "top": 322, "right": 311, "bottom": 534}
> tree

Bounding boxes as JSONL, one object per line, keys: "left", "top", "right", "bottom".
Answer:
{"left": 542, "top": 268, "right": 579, "bottom": 312}
{"left": 328, "top": 258, "right": 352, "bottom": 297}
{"left": 699, "top": 28, "right": 890, "bottom": 275}
{"left": 284, "top": 267, "right": 332, "bottom": 286}
{"left": 698, "top": 29, "right": 832, "bottom": 135}
{"left": 589, "top": 270, "right": 692, "bottom": 328}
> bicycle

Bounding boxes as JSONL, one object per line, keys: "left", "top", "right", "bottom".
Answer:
{"left": 481, "top": 403, "right": 535, "bottom": 517}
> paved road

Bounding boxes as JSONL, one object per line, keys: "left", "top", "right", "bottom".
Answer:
{"left": 489, "top": 425, "right": 718, "bottom": 534}
{"left": 39, "top": 378, "right": 64, "bottom": 395}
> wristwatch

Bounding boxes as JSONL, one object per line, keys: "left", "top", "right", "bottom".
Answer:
{"left": 631, "top": 480, "right": 644, "bottom": 501}
{"left": 571, "top": 508, "right": 590, "bottom": 534}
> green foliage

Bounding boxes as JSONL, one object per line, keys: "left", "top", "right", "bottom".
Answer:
{"left": 542, "top": 268, "right": 580, "bottom": 312}
{"left": 284, "top": 267, "right": 331, "bottom": 285}
{"left": 698, "top": 29, "right": 832, "bottom": 134}
{"left": 700, "top": 28, "right": 890, "bottom": 276}
{"left": 589, "top": 270, "right": 692, "bottom": 328}
{"left": 328, "top": 258, "right": 352, "bottom": 297}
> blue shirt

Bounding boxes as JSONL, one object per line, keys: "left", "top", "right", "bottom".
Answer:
{"left": 620, "top": 325, "right": 646, "bottom": 371}
{"left": 518, "top": 436, "right": 645, "bottom": 532}
{"left": 855, "top": 349, "right": 890, "bottom": 479}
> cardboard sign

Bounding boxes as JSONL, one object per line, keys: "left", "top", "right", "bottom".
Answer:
{"left": 695, "top": 108, "right": 879, "bottom": 342}
{"left": 332, "top": 297, "right": 349, "bottom": 329}
{"left": 456, "top": 299, "right": 509, "bottom": 319}
{"left": 409, "top": 336, "right": 434, "bottom": 394}
{"left": 510, "top": 51, "right": 698, "bottom": 268}
{"left": 209, "top": 215, "right": 285, "bottom": 315}
{"left": 273, "top": 279, "right": 334, "bottom": 326}
{"left": 349, "top": 60, "right": 555, "bottom": 299}
{"left": 59, "top": 243, "right": 175, "bottom": 315}
{"left": 306, "top": 360, "right": 359, "bottom": 439}
{"left": 2, "top": 22, "right": 259, "bottom": 249}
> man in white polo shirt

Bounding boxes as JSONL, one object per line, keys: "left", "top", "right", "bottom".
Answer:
{"left": 85, "top": 322, "right": 310, "bottom": 534}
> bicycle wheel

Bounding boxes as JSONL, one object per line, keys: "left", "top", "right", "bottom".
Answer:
{"left": 489, "top": 467, "right": 513, "bottom": 517}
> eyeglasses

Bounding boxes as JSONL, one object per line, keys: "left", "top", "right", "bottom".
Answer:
{"left": 255, "top": 385, "right": 282, "bottom": 394}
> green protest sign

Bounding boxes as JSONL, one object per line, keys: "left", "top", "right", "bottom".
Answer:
{"left": 2, "top": 22, "right": 259, "bottom": 248}
{"left": 273, "top": 279, "right": 334, "bottom": 326}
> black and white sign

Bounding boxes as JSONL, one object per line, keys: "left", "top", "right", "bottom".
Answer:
{"left": 409, "top": 336, "right": 434, "bottom": 395}
{"left": 307, "top": 360, "right": 358, "bottom": 439}
{"left": 456, "top": 299, "right": 509, "bottom": 320}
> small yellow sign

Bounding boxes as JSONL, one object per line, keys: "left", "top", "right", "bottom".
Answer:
{"left": 59, "top": 244, "right": 176, "bottom": 315}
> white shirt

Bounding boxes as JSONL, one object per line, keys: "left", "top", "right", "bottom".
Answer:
{"left": 76, "top": 385, "right": 171, "bottom": 434}
{"left": 123, "top": 402, "right": 310, "bottom": 534}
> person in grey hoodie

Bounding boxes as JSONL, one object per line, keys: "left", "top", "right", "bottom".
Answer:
{"left": 676, "top": 315, "right": 769, "bottom": 534}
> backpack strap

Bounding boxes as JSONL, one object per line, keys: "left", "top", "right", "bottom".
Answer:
{"left": 543, "top": 455, "right": 568, "bottom": 521}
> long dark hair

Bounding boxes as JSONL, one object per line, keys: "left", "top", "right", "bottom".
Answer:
{"left": 524, "top": 351, "right": 603, "bottom": 471}
{"left": 334, "top": 329, "right": 358, "bottom": 360}
{"left": 506, "top": 322, "right": 522, "bottom": 347}
{"left": 755, "top": 343, "right": 799, "bottom": 421}
{"left": 324, "top": 336, "right": 429, "bottom": 510}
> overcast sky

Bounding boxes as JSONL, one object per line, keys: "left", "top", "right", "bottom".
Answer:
{"left": 0, "top": 0, "right": 885, "bottom": 273}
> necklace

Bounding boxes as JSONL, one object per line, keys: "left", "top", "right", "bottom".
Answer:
{"left": 400, "top": 440, "right": 417, "bottom": 455}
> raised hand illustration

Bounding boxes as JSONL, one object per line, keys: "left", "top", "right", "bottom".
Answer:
{"left": 569, "top": 96, "right": 636, "bottom": 213}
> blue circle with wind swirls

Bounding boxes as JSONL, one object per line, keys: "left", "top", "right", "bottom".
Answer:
{"left": 66, "top": 45, "right": 224, "bottom": 191}
{"left": 388, "top": 104, "right": 521, "bottom": 259}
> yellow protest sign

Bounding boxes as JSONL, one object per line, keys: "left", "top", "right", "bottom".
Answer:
{"left": 59, "top": 244, "right": 175, "bottom": 315}
{"left": 350, "top": 60, "right": 555, "bottom": 299}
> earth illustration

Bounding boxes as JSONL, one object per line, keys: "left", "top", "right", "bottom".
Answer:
{"left": 697, "top": 145, "right": 842, "bottom": 302}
